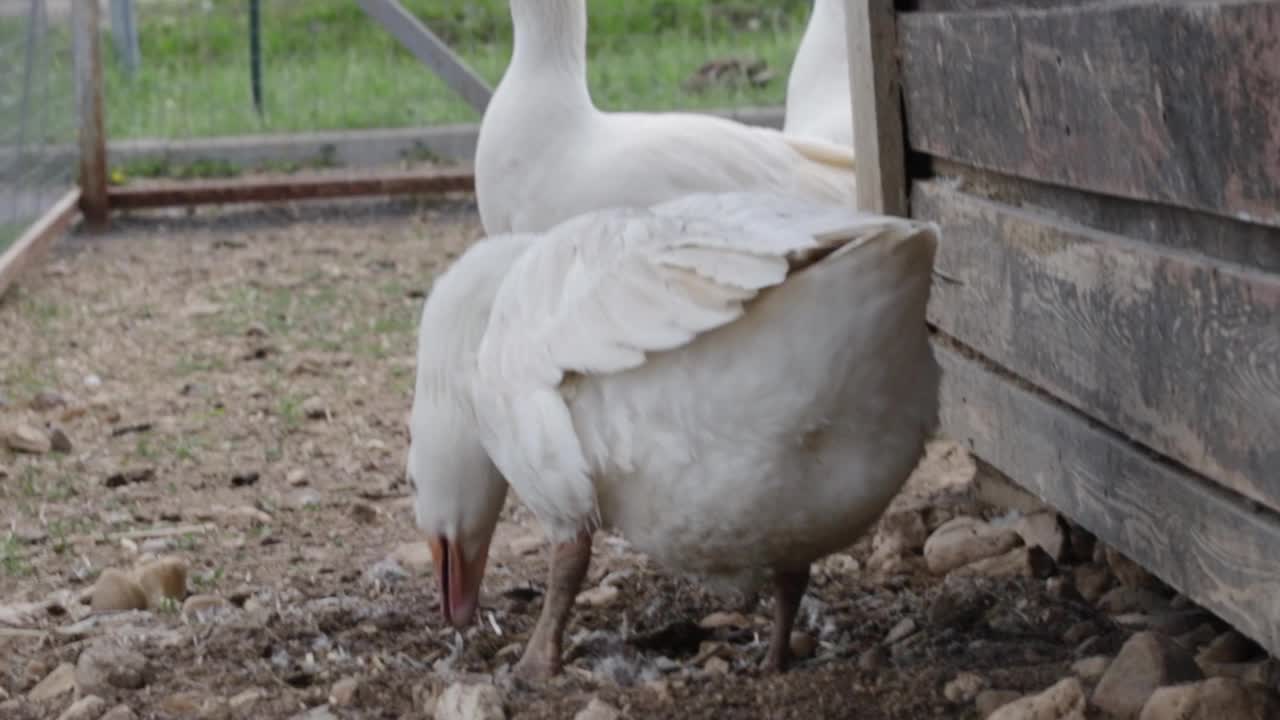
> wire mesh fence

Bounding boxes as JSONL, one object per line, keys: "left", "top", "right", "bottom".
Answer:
{"left": 0, "top": 0, "right": 79, "bottom": 253}
{"left": 102, "top": 0, "right": 813, "bottom": 176}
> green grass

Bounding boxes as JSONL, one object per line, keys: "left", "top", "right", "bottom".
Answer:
{"left": 103, "top": 0, "right": 810, "bottom": 140}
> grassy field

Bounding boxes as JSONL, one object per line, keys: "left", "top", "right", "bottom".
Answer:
{"left": 103, "top": 0, "right": 811, "bottom": 140}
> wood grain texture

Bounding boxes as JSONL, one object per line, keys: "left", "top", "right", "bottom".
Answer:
{"left": 71, "top": 0, "right": 108, "bottom": 228}
{"left": 899, "top": 1, "right": 1280, "bottom": 226}
{"left": 916, "top": 179, "right": 1280, "bottom": 511}
{"left": 934, "top": 341, "right": 1280, "bottom": 657}
{"left": 0, "top": 190, "right": 81, "bottom": 297}
{"left": 106, "top": 169, "right": 474, "bottom": 209}
{"left": 845, "top": 0, "right": 908, "bottom": 215}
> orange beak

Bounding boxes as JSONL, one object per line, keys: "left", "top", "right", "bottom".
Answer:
{"left": 428, "top": 535, "right": 491, "bottom": 628}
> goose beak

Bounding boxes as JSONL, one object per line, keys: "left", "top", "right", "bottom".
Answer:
{"left": 429, "top": 535, "right": 490, "bottom": 628}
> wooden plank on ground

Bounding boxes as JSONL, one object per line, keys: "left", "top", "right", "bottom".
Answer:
{"left": 934, "top": 341, "right": 1280, "bottom": 656}
{"left": 916, "top": 179, "right": 1280, "bottom": 512}
{"left": 845, "top": 0, "right": 907, "bottom": 215}
{"left": 0, "top": 189, "right": 81, "bottom": 297}
{"left": 898, "top": 1, "right": 1280, "bottom": 226}
{"left": 106, "top": 169, "right": 474, "bottom": 209}
{"left": 70, "top": 0, "right": 108, "bottom": 228}
{"left": 356, "top": 0, "right": 493, "bottom": 114}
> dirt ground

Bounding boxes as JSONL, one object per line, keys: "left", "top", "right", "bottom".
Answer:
{"left": 0, "top": 198, "right": 1271, "bottom": 719}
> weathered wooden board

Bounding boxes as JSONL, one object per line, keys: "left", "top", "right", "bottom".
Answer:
{"left": 106, "top": 169, "right": 474, "bottom": 209}
{"left": 0, "top": 189, "right": 80, "bottom": 296}
{"left": 846, "top": 0, "right": 908, "bottom": 215}
{"left": 935, "top": 341, "right": 1280, "bottom": 656}
{"left": 899, "top": 1, "right": 1280, "bottom": 226}
{"left": 916, "top": 179, "right": 1280, "bottom": 511}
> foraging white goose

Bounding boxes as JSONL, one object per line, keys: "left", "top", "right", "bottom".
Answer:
{"left": 784, "top": 0, "right": 854, "bottom": 146}
{"left": 473, "top": 0, "right": 856, "bottom": 235}
{"left": 408, "top": 192, "right": 940, "bottom": 678}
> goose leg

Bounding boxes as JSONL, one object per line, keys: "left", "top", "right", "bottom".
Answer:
{"left": 514, "top": 531, "right": 592, "bottom": 681}
{"left": 764, "top": 567, "right": 810, "bottom": 672}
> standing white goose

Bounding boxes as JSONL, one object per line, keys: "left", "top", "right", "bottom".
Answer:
{"left": 407, "top": 192, "right": 940, "bottom": 679}
{"left": 784, "top": 0, "right": 854, "bottom": 147}
{"left": 474, "top": 0, "right": 857, "bottom": 235}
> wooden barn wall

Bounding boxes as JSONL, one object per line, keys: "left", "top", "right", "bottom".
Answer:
{"left": 891, "top": 0, "right": 1280, "bottom": 654}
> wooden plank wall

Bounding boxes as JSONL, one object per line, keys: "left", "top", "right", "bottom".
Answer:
{"left": 885, "top": 0, "right": 1280, "bottom": 653}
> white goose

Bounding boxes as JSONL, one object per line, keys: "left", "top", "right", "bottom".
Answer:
{"left": 784, "top": 0, "right": 854, "bottom": 147}
{"left": 474, "top": 0, "right": 857, "bottom": 235}
{"left": 408, "top": 192, "right": 940, "bottom": 678}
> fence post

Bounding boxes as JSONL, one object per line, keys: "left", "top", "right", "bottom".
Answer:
{"left": 845, "top": 0, "right": 907, "bottom": 216}
{"left": 72, "top": 0, "right": 109, "bottom": 229}
{"left": 109, "top": 0, "right": 141, "bottom": 76}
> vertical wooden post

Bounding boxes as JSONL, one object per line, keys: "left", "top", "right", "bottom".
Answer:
{"left": 109, "top": 0, "right": 140, "bottom": 76}
{"left": 845, "top": 0, "right": 907, "bottom": 216}
{"left": 72, "top": 0, "right": 109, "bottom": 229}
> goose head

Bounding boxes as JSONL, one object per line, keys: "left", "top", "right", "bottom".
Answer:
{"left": 406, "top": 234, "right": 533, "bottom": 628}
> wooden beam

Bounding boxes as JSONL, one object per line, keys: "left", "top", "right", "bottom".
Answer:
{"left": 356, "top": 0, "right": 493, "bottom": 114}
{"left": 898, "top": 0, "right": 1280, "bottom": 226}
{"left": 916, "top": 179, "right": 1280, "bottom": 513}
{"left": 105, "top": 169, "right": 474, "bottom": 209}
{"left": 0, "top": 189, "right": 81, "bottom": 296}
{"left": 934, "top": 340, "right": 1280, "bottom": 657}
{"left": 70, "top": 0, "right": 108, "bottom": 229}
{"left": 845, "top": 0, "right": 907, "bottom": 216}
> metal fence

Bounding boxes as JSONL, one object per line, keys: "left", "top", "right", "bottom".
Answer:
{"left": 100, "top": 0, "right": 812, "bottom": 176}
{"left": 0, "top": 0, "right": 79, "bottom": 253}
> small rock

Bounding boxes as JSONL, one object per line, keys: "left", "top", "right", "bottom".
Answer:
{"left": 230, "top": 471, "right": 259, "bottom": 488}
{"left": 133, "top": 556, "right": 188, "bottom": 608}
{"left": 1017, "top": 512, "right": 1068, "bottom": 562}
{"left": 434, "top": 682, "right": 505, "bottom": 720}
{"left": 1092, "top": 631, "right": 1203, "bottom": 719}
{"left": 220, "top": 505, "right": 272, "bottom": 525}
{"left": 859, "top": 645, "right": 889, "bottom": 670}
{"left": 704, "top": 656, "right": 730, "bottom": 674}
{"left": 228, "top": 688, "right": 264, "bottom": 717}
{"left": 31, "top": 390, "right": 69, "bottom": 411}
{"left": 90, "top": 569, "right": 149, "bottom": 612}
{"left": 1099, "top": 586, "right": 1169, "bottom": 615}
{"left": 988, "top": 677, "right": 1087, "bottom": 720}
{"left": 100, "top": 705, "right": 137, "bottom": 720}
{"left": 350, "top": 502, "right": 379, "bottom": 524}
{"left": 77, "top": 642, "right": 152, "bottom": 692}
{"left": 182, "top": 595, "right": 230, "bottom": 617}
{"left": 329, "top": 677, "right": 359, "bottom": 706}
{"left": 944, "top": 672, "right": 986, "bottom": 704}
{"left": 952, "top": 546, "right": 1053, "bottom": 579}
{"left": 789, "top": 632, "right": 817, "bottom": 660}
{"left": 27, "top": 662, "right": 77, "bottom": 702}
{"left": 923, "top": 516, "right": 1022, "bottom": 574}
{"left": 286, "top": 468, "right": 308, "bottom": 486}
{"left": 508, "top": 534, "right": 542, "bottom": 556}
{"left": 1073, "top": 564, "right": 1111, "bottom": 602}
{"left": 1072, "top": 655, "right": 1111, "bottom": 681}
{"left": 288, "top": 491, "right": 321, "bottom": 510}
{"left": 976, "top": 690, "right": 1023, "bottom": 718}
{"left": 5, "top": 424, "right": 51, "bottom": 454}
{"left": 1196, "top": 630, "right": 1260, "bottom": 666}
{"left": 49, "top": 428, "right": 73, "bottom": 454}
{"left": 699, "top": 611, "right": 751, "bottom": 630}
{"left": 103, "top": 468, "right": 156, "bottom": 488}
{"left": 573, "top": 697, "right": 620, "bottom": 720}
{"left": 1139, "top": 677, "right": 1280, "bottom": 720}
{"left": 576, "top": 585, "right": 620, "bottom": 607}
{"left": 391, "top": 542, "right": 433, "bottom": 573}
{"left": 301, "top": 397, "right": 329, "bottom": 420}
{"left": 1105, "top": 547, "right": 1158, "bottom": 589}
{"left": 885, "top": 617, "right": 918, "bottom": 644}
{"left": 57, "top": 695, "right": 106, "bottom": 720}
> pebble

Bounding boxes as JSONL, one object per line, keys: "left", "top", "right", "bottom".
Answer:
{"left": 573, "top": 697, "right": 620, "bottom": 720}
{"left": 976, "top": 690, "right": 1023, "bottom": 718}
{"left": 286, "top": 468, "right": 309, "bottom": 486}
{"left": 100, "top": 705, "right": 137, "bottom": 720}
{"left": 576, "top": 584, "right": 620, "bottom": 607}
{"left": 434, "top": 682, "right": 506, "bottom": 720}
{"left": 789, "top": 631, "right": 817, "bottom": 660}
{"left": 1016, "top": 512, "right": 1068, "bottom": 562}
{"left": 952, "top": 546, "right": 1053, "bottom": 579}
{"left": 90, "top": 569, "right": 149, "bottom": 612}
{"left": 1092, "top": 631, "right": 1203, "bottom": 719}
{"left": 858, "top": 645, "right": 889, "bottom": 670}
{"left": 5, "top": 423, "right": 51, "bottom": 454}
{"left": 923, "top": 516, "right": 1022, "bottom": 574}
{"left": 703, "top": 656, "right": 730, "bottom": 675}
{"left": 1139, "top": 677, "right": 1280, "bottom": 720}
{"left": 329, "top": 677, "right": 359, "bottom": 706}
{"left": 988, "top": 677, "right": 1087, "bottom": 720}
{"left": 349, "top": 502, "right": 379, "bottom": 524}
{"left": 944, "top": 672, "right": 986, "bottom": 704}
{"left": 56, "top": 695, "right": 106, "bottom": 720}
{"left": 1071, "top": 655, "right": 1111, "bottom": 681}
{"left": 228, "top": 688, "right": 264, "bottom": 716}
{"left": 1073, "top": 564, "right": 1111, "bottom": 602}
{"left": 27, "top": 662, "right": 77, "bottom": 702}
{"left": 219, "top": 505, "right": 273, "bottom": 525}
{"left": 884, "top": 617, "right": 918, "bottom": 644}
{"left": 76, "top": 642, "right": 152, "bottom": 693}
{"left": 699, "top": 611, "right": 751, "bottom": 630}
{"left": 182, "top": 594, "right": 230, "bottom": 617}
{"left": 49, "top": 427, "right": 73, "bottom": 454}
{"left": 133, "top": 556, "right": 189, "bottom": 608}
{"left": 301, "top": 396, "right": 329, "bottom": 420}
